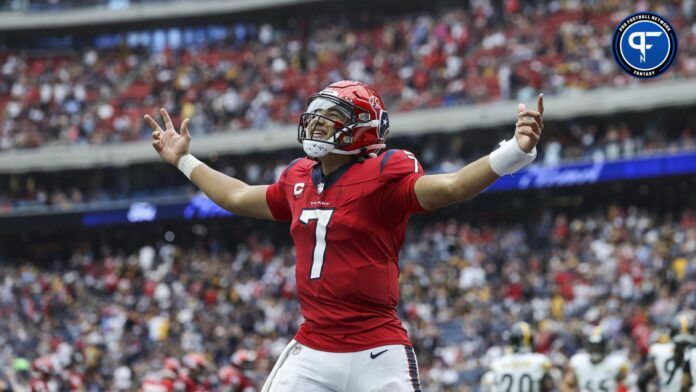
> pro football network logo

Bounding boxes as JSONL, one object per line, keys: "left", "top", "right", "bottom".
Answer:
{"left": 612, "top": 12, "right": 678, "bottom": 78}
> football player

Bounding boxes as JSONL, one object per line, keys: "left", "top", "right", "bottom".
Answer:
{"left": 672, "top": 312, "right": 696, "bottom": 392}
{"left": 147, "top": 80, "right": 544, "bottom": 391}
{"left": 686, "top": 348, "right": 695, "bottom": 392}
{"left": 489, "top": 322, "right": 553, "bottom": 392}
{"left": 639, "top": 313, "right": 696, "bottom": 392}
{"left": 562, "top": 327, "right": 630, "bottom": 392}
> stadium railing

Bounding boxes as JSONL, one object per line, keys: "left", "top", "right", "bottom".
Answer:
{"left": 0, "top": 0, "right": 320, "bottom": 30}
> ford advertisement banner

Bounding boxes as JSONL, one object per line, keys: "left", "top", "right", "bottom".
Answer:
{"left": 2, "top": 150, "right": 691, "bottom": 230}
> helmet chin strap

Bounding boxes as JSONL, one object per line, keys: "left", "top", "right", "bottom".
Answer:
{"left": 302, "top": 126, "right": 385, "bottom": 158}
{"left": 330, "top": 143, "right": 386, "bottom": 155}
{"left": 302, "top": 140, "right": 335, "bottom": 158}
{"left": 302, "top": 139, "right": 386, "bottom": 158}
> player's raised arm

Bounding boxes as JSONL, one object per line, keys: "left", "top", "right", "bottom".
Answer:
{"left": 146, "top": 108, "right": 274, "bottom": 220}
{"left": 414, "top": 94, "right": 544, "bottom": 210}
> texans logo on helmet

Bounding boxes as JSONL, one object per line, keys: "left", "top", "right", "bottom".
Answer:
{"left": 379, "top": 111, "right": 390, "bottom": 139}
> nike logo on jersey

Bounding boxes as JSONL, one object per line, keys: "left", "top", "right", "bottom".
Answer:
{"left": 370, "top": 349, "right": 388, "bottom": 359}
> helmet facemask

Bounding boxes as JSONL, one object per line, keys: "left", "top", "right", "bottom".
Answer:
{"left": 298, "top": 94, "right": 379, "bottom": 158}
{"left": 670, "top": 313, "right": 696, "bottom": 347}
{"left": 587, "top": 338, "right": 608, "bottom": 363}
{"left": 507, "top": 322, "right": 534, "bottom": 353}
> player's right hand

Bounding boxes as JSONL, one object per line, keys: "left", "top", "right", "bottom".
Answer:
{"left": 145, "top": 108, "right": 191, "bottom": 167}
{"left": 514, "top": 93, "right": 544, "bottom": 153}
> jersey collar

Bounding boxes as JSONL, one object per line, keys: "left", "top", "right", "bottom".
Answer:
{"left": 311, "top": 159, "right": 358, "bottom": 194}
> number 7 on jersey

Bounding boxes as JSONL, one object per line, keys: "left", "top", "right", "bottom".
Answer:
{"left": 299, "top": 208, "right": 335, "bottom": 279}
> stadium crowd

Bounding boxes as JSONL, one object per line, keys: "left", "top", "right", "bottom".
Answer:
{"left": 0, "top": 204, "right": 693, "bottom": 390}
{"left": 1, "top": 0, "right": 696, "bottom": 389}
{"left": 2, "top": 105, "right": 695, "bottom": 215}
{"left": 1, "top": 0, "right": 695, "bottom": 149}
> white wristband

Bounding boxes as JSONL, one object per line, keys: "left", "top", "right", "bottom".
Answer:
{"left": 177, "top": 154, "right": 203, "bottom": 179}
{"left": 489, "top": 138, "right": 537, "bottom": 176}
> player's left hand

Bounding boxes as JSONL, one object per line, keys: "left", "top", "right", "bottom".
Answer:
{"left": 514, "top": 93, "right": 544, "bottom": 153}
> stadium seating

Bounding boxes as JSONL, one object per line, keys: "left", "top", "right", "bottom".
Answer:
{"left": 1, "top": 0, "right": 695, "bottom": 150}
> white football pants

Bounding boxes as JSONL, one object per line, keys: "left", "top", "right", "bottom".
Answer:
{"left": 261, "top": 340, "right": 422, "bottom": 392}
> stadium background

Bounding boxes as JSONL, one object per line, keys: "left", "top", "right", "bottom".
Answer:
{"left": 0, "top": 0, "right": 695, "bottom": 390}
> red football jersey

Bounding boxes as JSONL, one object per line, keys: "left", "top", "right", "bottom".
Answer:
{"left": 266, "top": 149, "right": 425, "bottom": 351}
